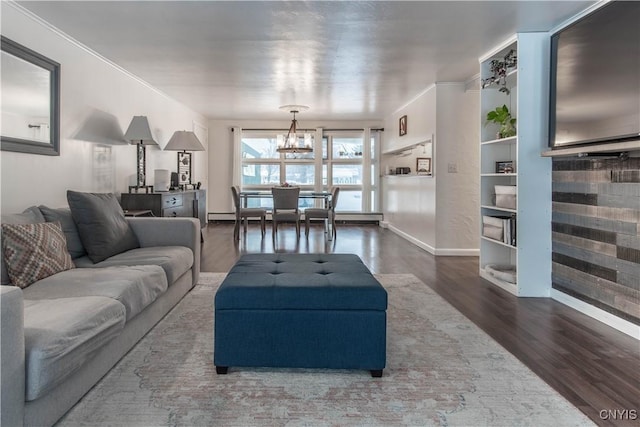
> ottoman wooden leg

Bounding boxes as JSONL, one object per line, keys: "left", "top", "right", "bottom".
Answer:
{"left": 216, "top": 366, "right": 228, "bottom": 375}
{"left": 370, "top": 369, "right": 383, "bottom": 378}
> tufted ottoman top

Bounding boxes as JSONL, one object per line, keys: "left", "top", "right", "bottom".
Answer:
{"left": 215, "top": 254, "right": 387, "bottom": 311}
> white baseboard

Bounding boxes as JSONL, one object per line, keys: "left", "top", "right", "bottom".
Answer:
{"left": 551, "top": 289, "right": 640, "bottom": 340}
{"left": 385, "top": 224, "right": 478, "bottom": 256}
{"left": 387, "top": 224, "right": 437, "bottom": 254}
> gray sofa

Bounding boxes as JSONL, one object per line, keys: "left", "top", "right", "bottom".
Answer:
{"left": 1, "top": 205, "right": 201, "bottom": 426}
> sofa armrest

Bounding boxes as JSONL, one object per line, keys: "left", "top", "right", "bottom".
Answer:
{"left": 1, "top": 286, "right": 25, "bottom": 426}
{"left": 127, "top": 217, "right": 201, "bottom": 287}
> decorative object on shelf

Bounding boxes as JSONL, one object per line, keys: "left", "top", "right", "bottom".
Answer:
{"left": 482, "top": 215, "right": 516, "bottom": 246}
{"left": 399, "top": 115, "right": 407, "bottom": 136}
{"left": 178, "top": 152, "right": 192, "bottom": 185}
{"left": 416, "top": 157, "right": 432, "bottom": 175}
{"left": 276, "top": 105, "right": 313, "bottom": 153}
{"left": 495, "top": 160, "right": 515, "bottom": 174}
{"left": 153, "top": 169, "right": 171, "bottom": 192}
{"left": 484, "top": 264, "right": 517, "bottom": 284}
{"left": 494, "top": 185, "right": 516, "bottom": 209}
{"left": 164, "top": 130, "right": 206, "bottom": 187}
{"left": 481, "top": 49, "right": 517, "bottom": 94}
{"left": 124, "top": 116, "right": 157, "bottom": 193}
{"left": 486, "top": 104, "right": 516, "bottom": 138}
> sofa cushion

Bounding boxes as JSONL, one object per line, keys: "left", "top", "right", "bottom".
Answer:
{"left": 74, "top": 246, "right": 193, "bottom": 285}
{"left": 1, "top": 222, "right": 75, "bottom": 289}
{"left": 23, "top": 296, "right": 126, "bottom": 401}
{"left": 1, "top": 206, "right": 45, "bottom": 286}
{"left": 23, "top": 265, "right": 168, "bottom": 320}
{"left": 67, "top": 191, "right": 139, "bottom": 263}
{"left": 38, "top": 206, "right": 87, "bottom": 259}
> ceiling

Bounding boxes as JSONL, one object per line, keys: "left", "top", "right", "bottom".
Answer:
{"left": 17, "top": 1, "right": 595, "bottom": 121}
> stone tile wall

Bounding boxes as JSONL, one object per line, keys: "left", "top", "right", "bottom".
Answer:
{"left": 552, "top": 156, "right": 640, "bottom": 325}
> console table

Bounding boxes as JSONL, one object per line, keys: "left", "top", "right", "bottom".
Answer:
{"left": 120, "top": 189, "right": 206, "bottom": 229}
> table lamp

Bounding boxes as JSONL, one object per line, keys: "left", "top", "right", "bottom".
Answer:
{"left": 164, "top": 130, "right": 205, "bottom": 189}
{"left": 124, "top": 116, "right": 157, "bottom": 193}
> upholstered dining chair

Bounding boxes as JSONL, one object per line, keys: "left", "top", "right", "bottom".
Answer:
{"left": 305, "top": 186, "right": 340, "bottom": 239}
{"left": 271, "top": 186, "right": 301, "bottom": 239}
{"left": 231, "top": 186, "right": 266, "bottom": 240}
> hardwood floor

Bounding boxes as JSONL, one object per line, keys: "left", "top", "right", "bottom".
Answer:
{"left": 201, "top": 222, "right": 639, "bottom": 427}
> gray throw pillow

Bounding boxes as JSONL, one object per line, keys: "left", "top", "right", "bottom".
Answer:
{"left": 39, "top": 206, "right": 87, "bottom": 259}
{"left": 67, "top": 191, "right": 139, "bottom": 263}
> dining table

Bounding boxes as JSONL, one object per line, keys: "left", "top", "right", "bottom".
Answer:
{"left": 239, "top": 190, "right": 334, "bottom": 240}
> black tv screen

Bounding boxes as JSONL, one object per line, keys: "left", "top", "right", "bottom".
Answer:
{"left": 549, "top": 1, "right": 640, "bottom": 148}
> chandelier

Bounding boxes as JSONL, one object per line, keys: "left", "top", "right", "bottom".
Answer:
{"left": 277, "top": 105, "right": 313, "bottom": 153}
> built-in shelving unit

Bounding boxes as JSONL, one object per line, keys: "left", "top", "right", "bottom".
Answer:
{"left": 382, "top": 135, "right": 435, "bottom": 177}
{"left": 478, "top": 34, "right": 552, "bottom": 297}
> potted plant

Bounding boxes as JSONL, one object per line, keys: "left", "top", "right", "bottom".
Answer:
{"left": 486, "top": 104, "right": 516, "bottom": 138}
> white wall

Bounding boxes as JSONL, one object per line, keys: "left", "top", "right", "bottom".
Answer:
{"left": 0, "top": 3, "right": 208, "bottom": 214}
{"left": 382, "top": 85, "right": 438, "bottom": 251}
{"left": 382, "top": 83, "right": 479, "bottom": 255}
{"left": 384, "top": 86, "right": 437, "bottom": 153}
{"left": 434, "top": 83, "right": 480, "bottom": 252}
{"left": 206, "top": 119, "right": 382, "bottom": 214}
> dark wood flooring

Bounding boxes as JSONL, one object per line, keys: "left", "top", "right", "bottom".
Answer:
{"left": 201, "top": 222, "right": 640, "bottom": 427}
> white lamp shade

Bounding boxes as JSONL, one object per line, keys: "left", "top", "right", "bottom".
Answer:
{"left": 164, "top": 130, "right": 205, "bottom": 151}
{"left": 124, "top": 116, "right": 157, "bottom": 145}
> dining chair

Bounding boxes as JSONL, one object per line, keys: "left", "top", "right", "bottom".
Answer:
{"left": 271, "top": 186, "right": 301, "bottom": 239}
{"left": 231, "top": 186, "right": 266, "bottom": 240}
{"left": 304, "top": 186, "right": 340, "bottom": 239}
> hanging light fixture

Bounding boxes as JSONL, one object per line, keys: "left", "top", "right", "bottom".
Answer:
{"left": 276, "top": 105, "right": 313, "bottom": 153}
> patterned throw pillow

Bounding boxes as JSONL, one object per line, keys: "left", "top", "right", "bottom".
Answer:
{"left": 1, "top": 221, "right": 75, "bottom": 288}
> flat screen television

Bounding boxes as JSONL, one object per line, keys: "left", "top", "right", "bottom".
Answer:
{"left": 549, "top": 1, "right": 640, "bottom": 149}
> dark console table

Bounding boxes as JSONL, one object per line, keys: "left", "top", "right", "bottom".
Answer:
{"left": 120, "top": 189, "right": 206, "bottom": 229}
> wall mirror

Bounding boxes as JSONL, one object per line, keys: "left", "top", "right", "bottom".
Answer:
{"left": 1, "top": 36, "right": 60, "bottom": 155}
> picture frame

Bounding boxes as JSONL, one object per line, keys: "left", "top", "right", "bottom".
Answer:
{"left": 495, "top": 160, "right": 515, "bottom": 174}
{"left": 416, "top": 157, "right": 432, "bottom": 175}
{"left": 399, "top": 115, "right": 407, "bottom": 136}
{"left": 177, "top": 152, "right": 192, "bottom": 185}
{"left": 1, "top": 36, "right": 60, "bottom": 156}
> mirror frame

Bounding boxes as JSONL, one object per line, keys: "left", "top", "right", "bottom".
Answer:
{"left": 1, "top": 36, "right": 60, "bottom": 156}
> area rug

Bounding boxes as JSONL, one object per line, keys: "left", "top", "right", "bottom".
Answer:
{"left": 58, "top": 273, "right": 594, "bottom": 426}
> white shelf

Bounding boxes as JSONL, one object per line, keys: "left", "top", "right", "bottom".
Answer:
{"left": 481, "top": 235, "right": 516, "bottom": 249}
{"left": 480, "top": 173, "right": 517, "bottom": 177}
{"left": 481, "top": 205, "right": 517, "bottom": 214}
{"left": 382, "top": 137, "right": 434, "bottom": 155}
{"left": 481, "top": 136, "right": 517, "bottom": 145}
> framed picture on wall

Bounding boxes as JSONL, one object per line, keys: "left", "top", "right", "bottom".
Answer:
{"left": 417, "top": 157, "right": 432, "bottom": 175}
{"left": 177, "top": 152, "right": 192, "bottom": 185}
{"left": 399, "top": 115, "right": 407, "bottom": 136}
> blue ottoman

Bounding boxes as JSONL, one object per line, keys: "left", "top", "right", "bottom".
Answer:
{"left": 214, "top": 254, "right": 387, "bottom": 377}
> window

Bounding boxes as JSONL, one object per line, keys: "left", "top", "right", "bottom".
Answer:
{"left": 239, "top": 129, "right": 380, "bottom": 213}
{"left": 285, "top": 164, "right": 315, "bottom": 186}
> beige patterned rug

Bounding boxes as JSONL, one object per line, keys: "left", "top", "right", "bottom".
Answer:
{"left": 58, "top": 273, "right": 594, "bottom": 426}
